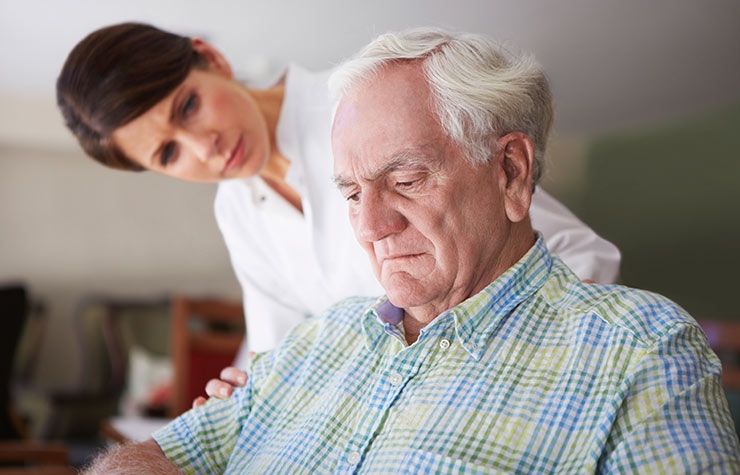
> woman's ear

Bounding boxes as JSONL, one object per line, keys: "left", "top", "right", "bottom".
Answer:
{"left": 497, "top": 132, "right": 535, "bottom": 223}
{"left": 191, "top": 38, "right": 233, "bottom": 78}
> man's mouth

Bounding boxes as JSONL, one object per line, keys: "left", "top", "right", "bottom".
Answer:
{"left": 383, "top": 252, "right": 423, "bottom": 263}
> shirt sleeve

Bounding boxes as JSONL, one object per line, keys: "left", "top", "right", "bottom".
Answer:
{"left": 600, "top": 322, "right": 740, "bottom": 473}
{"left": 152, "top": 382, "right": 253, "bottom": 474}
{"left": 530, "top": 187, "right": 621, "bottom": 283}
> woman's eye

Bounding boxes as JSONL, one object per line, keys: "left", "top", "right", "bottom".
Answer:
{"left": 181, "top": 93, "right": 198, "bottom": 117}
{"left": 160, "top": 141, "right": 177, "bottom": 167}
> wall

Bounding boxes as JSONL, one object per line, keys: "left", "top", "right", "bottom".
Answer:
{"left": 0, "top": 144, "right": 240, "bottom": 391}
{"left": 574, "top": 103, "right": 740, "bottom": 319}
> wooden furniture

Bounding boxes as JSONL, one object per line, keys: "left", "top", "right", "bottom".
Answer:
{"left": 0, "top": 441, "right": 75, "bottom": 474}
{"left": 99, "top": 416, "right": 169, "bottom": 444}
{"left": 697, "top": 319, "right": 740, "bottom": 390}
{"left": 0, "top": 284, "right": 76, "bottom": 473}
{"left": 697, "top": 319, "right": 740, "bottom": 438}
{"left": 169, "top": 296, "right": 245, "bottom": 418}
{"left": 41, "top": 296, "right": 170, "bottom": 440}
{"left": 100, "top": 296, "right": 244, "bottom": 443}
{"left": 0, "top": 284, "right": 29, "bottom": 440}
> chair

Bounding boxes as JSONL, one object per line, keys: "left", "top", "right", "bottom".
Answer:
{"left": 0, "top": 284, "right": 28, "bottom": 440}
{"left": 169, "top": 296, "right": 245, "bottom": 418}
{"left": 697, "top": 319, "right": 740, "bottom": 390}
{"left": 41, "top": 296, "right": 170, "bottom": 440}
{"left": 0, "top": 441, "right": 74, "bottom": 474}
{"left": 697, "top": 319, "right": 740, "bottom": 437}
{"left": 101, "top": 295, "right": 244, "bottom": 443}
{"left": 0, "top": 283, "right": 74, "bottom": 472}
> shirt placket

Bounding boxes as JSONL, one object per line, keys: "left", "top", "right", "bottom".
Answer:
{"left": 344, "top": 318, "right": 456, "bottom": 473}
{"left": 340, "top": 351, "right": 419, "bottom": 472}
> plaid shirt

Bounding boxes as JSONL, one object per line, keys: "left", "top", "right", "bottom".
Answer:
{"left": 154, "top": 236, "right": 740, "bottom": 473}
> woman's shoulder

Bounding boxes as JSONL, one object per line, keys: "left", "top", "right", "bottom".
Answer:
{"left": 282, "top": 63, "right": 333, "bottom": 87}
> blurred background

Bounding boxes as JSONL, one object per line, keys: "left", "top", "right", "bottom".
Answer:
{"left": 1, "top": 0, "right": 739, "bottom": 468}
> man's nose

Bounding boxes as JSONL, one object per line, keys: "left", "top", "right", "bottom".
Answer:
{"left": 355, "top": 191, "right": 407, "bottom": 242}
{"left": 177, "top": 129, "right": 219, "bottom": 163}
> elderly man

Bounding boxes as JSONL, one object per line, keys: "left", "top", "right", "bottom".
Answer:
{"left": 85, "top": 28, "right": 740, "bottom": 473}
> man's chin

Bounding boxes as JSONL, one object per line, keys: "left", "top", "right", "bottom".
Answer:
{"left": 382, "top": 276, "right": 429, "bottom": 309}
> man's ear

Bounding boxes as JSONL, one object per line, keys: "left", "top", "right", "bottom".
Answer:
{"left": 191, "top": 38, "right": 233, "bottom": 79}
{"left": 497, "top": 132, "right": 535, "bottom": 223}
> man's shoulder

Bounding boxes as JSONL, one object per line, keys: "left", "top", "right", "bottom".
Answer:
{"left": 541, "top": 263, "right": 697, "bottom": 347}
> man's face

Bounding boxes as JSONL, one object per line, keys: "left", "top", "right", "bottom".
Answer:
{"left": 332, "top": 62, "right": 517, "bottom": 317}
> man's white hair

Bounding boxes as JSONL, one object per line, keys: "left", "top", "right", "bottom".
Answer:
{"left": 329, "top": 27, "right": 554, "bottom": 184}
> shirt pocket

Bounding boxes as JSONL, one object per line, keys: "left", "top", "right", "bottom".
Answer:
{"left": 404, "top": 449, "right": 506, "bottom": 474}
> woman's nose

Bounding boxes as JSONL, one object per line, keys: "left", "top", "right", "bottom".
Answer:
{"left": 178, "top": 129, "right": 219, "bottom": 163}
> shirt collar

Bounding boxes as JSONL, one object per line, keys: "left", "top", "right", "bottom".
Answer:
{"left": 361, "top": 234, "right": 552, "bottom": 359}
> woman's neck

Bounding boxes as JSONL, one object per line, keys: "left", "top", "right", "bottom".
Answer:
{"left": 251, "top": 83, "right": 285, "bottom": 145}
{"left": 260, "top": 154, "right": 303, "bottom": 213}
{"left": 250, "top": 83, "right": 303, "bottom": 213}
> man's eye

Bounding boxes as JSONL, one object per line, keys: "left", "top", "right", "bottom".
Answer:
{"left": 160, "top": 142, "right": 177, "bottom": 167}
{"left": 346, "top": 192, "right": 360, "bottom": 202}
{"left": 396, "top": 179, "right": 418, "bottom": 189}
{"left": 181, "top": 93, "right": 198, "bottom": 117}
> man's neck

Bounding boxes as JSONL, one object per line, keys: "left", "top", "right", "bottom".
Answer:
{"left": 401, "top": 224, "right": 536, "bottom": 345}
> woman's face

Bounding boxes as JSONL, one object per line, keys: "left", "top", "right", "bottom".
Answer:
{"left": 112, "top": 48, "right": 270, "bottom": 183}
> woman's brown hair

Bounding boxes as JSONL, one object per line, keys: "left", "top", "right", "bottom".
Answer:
{"left": 56, "top": 22, "right": 207, "bottom": 171}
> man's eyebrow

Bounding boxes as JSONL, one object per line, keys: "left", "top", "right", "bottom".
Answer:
{"left": 332, "top": 175, "right": 355, "bottom": 190}
{"left": 333, "top": 148, "right": 436, "bottom": 189}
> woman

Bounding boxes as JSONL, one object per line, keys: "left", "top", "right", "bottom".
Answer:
{"left": 57, "top": 23, "right": 621, "bottom": 381}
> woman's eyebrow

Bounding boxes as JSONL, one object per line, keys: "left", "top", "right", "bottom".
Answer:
{"left": 169, "top": 85, "right": 188, "bottom": 122}
{"left": 149, "top": 144, "right": 164, "bottom": 166}
{"left": 146, "top": 86, "right": 188, "bottom": 165}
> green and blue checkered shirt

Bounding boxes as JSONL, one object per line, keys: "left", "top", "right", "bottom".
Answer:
{"left": 154, "top": 236, "right": 740, "bottom": 473}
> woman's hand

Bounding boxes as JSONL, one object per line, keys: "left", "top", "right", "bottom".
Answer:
{"left": 192, "top": 366, "right": 248, "bottom": 408}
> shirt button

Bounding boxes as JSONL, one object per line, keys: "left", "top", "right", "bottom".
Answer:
{"left": 389, "top": 372, "right": 403, "bottom": 386}
{"left": 347, "top": 451, "right": 361, "bottom": 464}
{"left": 439, "top": 338, "right": 451, "bottom": 350}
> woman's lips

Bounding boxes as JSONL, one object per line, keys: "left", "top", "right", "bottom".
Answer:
{"left": 222, "top": 135, "right": 245, "bottom": 175}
